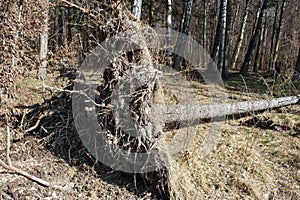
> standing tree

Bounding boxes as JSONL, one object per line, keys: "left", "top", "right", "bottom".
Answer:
{"left": 38, "top": 0, "right": 50, "bottom": 80}
{"left": 132, "top": 0, "right": 143, "bottom": 20}
{"left": 166, "top": 0, "right": 172, "bottom": 57}
{"left": 230, "top": 0, "right": 251, "bottom": 70}
{"left": 271, "top": 0, "right": 286, "bottom": 72}
{"left": 295, "top": 46, "right": 300, "bottom": 74}
{"left": 210, "top": 0, "right": 228, "bottom": 78}
{"left": 240, "top": 0, "right": 269, "bottom": 76}
{"left": 217, "top": 0, "right": 228, "bottom": 77}
{"left": 253, "top": 16, "right": 265, "bottom": 73}
{"left": 203, "top": 0, "right": 207, "bottom": 50}
{"left": 173, "top": 0, "right": 193, "bottom": 71}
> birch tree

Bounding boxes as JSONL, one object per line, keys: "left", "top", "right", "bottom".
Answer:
{"left": 217, "top": 0, "right": 228, "bottom": 77}
{"left": 203, "top": 0, "right": 207, "bottom": 50}
{"left": 240, "top": 0, "right": 269, "bottom": 76}
{"left": 166, "top": 0, "right": 172, "bottom": 57}
{"left": 38, "top": 0, "right": 49, "bottom": 80}
{"left": 230, "top": 0, "right": 251, "bottom": 70}
{"left": 132, "top": 0, "right": 143, "bottom": 20}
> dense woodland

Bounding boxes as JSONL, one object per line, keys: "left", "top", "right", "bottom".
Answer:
{"left": 0, "top": 0, "right": 300, "bottom": 199}
{"left": 1, "top": 0, "right": 300, "bottom": 96}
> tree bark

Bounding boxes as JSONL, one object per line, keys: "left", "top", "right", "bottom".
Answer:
{"left": 240, "top": 0, "right": 269, "bottom": 76}
{"left": 230, "top": 0, "right": 251, "bottom": 70}
{"left": 157, "top": 96, "right": 299, "bottom": 122}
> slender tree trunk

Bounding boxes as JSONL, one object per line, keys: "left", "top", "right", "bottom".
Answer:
{"left": 295, "top": 47, "right": 300, "bottom": 74}
{"left": 203, "top": 0, "right": 207, "bottom": 50}
{"left": 230, "top": 0, "right": 251, "bottom": 70}
{"left": 222, "top": 0, "right": 231, "bottom": 79}
{"left": 259, "top": 18, "right": 267, "bottom": 71}
{"left": 210, "top": 3, "right": 221, "bottom": 62}
{"left": 57, "top": 7, "right": 64, "bottom": 46}
{"left": 66, "top": 5, "right": 73, "bottom": 42}
{"left": 269, "top": 2, "right": 279, "bottom": 69}
{"left": 39, "top": 1, "right": 49, "bottom": 80}
{"left": 149, "top": 0, "right": 155, "bottom": 25}
{"left": 240, "top": 0, "right": 269, "bottom": 76}
{"left": 173, "top": 0, "right": 193, "bottom": 71}
{"left": 217, "top": 0, "right": 227, "bottom": 76}
{"left": 166, "top": 0, "right": 172, "bottom": 56}
{"left": 253, "top": 16, "right": 265, "bottom": 72}
{"left": 271, "top": 0, "right": 286, "bottom": 72}
{"left": 132, "top": 0, "right": 143, "bottom": 20}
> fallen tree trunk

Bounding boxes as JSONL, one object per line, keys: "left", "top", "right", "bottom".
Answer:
{"left": 157, "top": 95, "right": 300, "bottom": 122}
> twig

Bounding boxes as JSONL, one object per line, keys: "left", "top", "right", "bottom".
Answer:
{"left": 0, "top": 159, "right": 65, "bottom": 191}
{"left": 6, "top": 125, "right": 12, "bottom": 167}
{"left": 19, "top": 108, "right": 28, "bottom": 130}
{"left": 23, "top": 111, "right": 50, "bottom": 133}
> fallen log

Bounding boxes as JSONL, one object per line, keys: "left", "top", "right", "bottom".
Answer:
{"left": 156, "top": 95, "right": 300, "bottom": 122}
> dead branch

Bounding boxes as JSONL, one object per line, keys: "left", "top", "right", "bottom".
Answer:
{"left": 0, "top": 159, "right": 65, "bottom": 191}
{"left": 60, "top": 0, "right": 98, "bottom": 21}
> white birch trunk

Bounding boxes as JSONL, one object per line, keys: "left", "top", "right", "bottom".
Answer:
{"left": 156, "top": 96, "right": 299, "bottom": 122}
{"left": 39, "top": 1, "right": 49, "bottom": 79}
{"left": 230, "top": 0, "right": 251, "bottom": 69}
{"left": 132, "top": 0, "right": 143, "bottom": 21}
{"left": 166, "top": 0, "right": 172, "bottom": 56}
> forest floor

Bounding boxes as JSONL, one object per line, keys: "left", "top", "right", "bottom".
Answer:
{"left": 0, "top": 69, "right": 299, "bottom": 199}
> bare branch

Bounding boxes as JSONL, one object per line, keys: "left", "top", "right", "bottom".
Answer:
{"left": 0, "top": 159, "right": 65, "bottom": 191}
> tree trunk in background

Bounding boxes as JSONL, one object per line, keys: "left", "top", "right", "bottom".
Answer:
{"left": 57, "top": 6, "right": 64, "bottom": 46}
{"left": 66, "top": 4, "right": 73, "bottom": 42}
{"left": 149, "top": 0, "right": 155, "bottom": 25}
{"left": 132, "top": 0, "right": 143, "bottom": 20}
{"left": 39, "top": 1, "right": 49, "bottom": 80}
{"left": 240, "top": 0, "right": 269, "bottom": 76}
{"left": 222, "top": 0, "right": 231, "bottom": 79}
{"left": 230, "top": 0, "right": 251, "bottom": 70}
{"left": 272, "top": 0, "right": 286, "bottom": 72}
{"left": 173, "top": 0, "right": 193, "bottom": 71}
{"left": 203, "top": 0, "right": 207, "bottom": 50}
{"left": 217, "top": 0, "right": 227, "bottom": 77}
{"left": 210, "top": 4, "right": 221, "bottom": 62}
{"left": 166, "top": 0, "right": 172, "bottom": 56}
{"left": 295, "top": 47, "right": 300, "bottom": 74}
{"left": 259, "top": 18, "right": 267, "bottom": 71}
{"left": 269, "top": 2, "right": 279, "bottom": 70}
{"left": 253, "top": 16, "right": 265, "bottom": 72}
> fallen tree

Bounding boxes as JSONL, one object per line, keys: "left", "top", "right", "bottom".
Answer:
{"left": 158, "top": 95, "right": 300, "bottom": 122}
